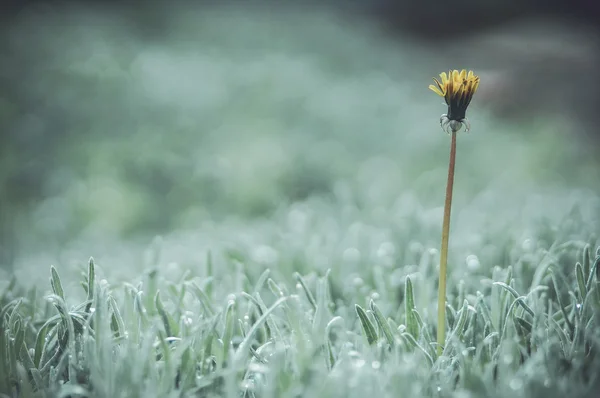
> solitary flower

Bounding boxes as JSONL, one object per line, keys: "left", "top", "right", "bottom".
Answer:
{"left": 430, "top": 69, "right": 480, "bottom": 357}
{"left": 429, "top": 69, "right": 480, "bottom": 134}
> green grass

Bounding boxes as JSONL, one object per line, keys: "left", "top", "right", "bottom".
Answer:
{"left": 2, "top": 4, "right": 600, "bottom": 397}
{"left": 2, "top": 232, "right": 600, "bottom": 397}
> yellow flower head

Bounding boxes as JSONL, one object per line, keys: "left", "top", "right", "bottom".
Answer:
{"left": 429, "top": 69, "right": 480, "bottom": 133}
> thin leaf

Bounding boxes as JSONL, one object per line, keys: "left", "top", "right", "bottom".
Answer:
{"left": 267, "top": 278, "right": 286, "bottom": 298}
{"left": 355, "top": 304, "right": 377, "bottom": 346}
{"left": 550, "top": 270, "right": 574, "bottom": 336}
{"left": 233, "top": 296, "right": 288, "bottom": 367}
{"left": 493, "top": 282, "right": 535, "bottom": 317}
{"left": 370, "top": 300, "right": 394, "bottom": 346}
{"left": 583, "top": 245, "right": 591, "bottom": 283}
{"left": 155, "top": 291, "right": 173, "bottom": 337}
{"left": 86, "top": 257, "right": 95, "bottom": 313}
{"left": 186, "top": 281, "right": 215, "bottom": 316}
{"left": 401, "top": 332, "right": 433, "bottom": 366}
{"left": 108, "top": 296, "right": 125, "bottom": 338}
{"left": 452, "top": 299, "right": 470, "bottom": 341}
{"left": 253, "top": 269, "right": 271, "bottom": 294}
{"left": 405, "top": 276, "right": 419, "bottom": 339}
{"left": 576, "top": 262, "right": 587, "bottom": 301}
{"left": 294, "top": 273, "right": 317, "bottom": 311}
{"left": 50, "top": 266, "right": 65, "bottom": 301}
{"left": 222, "top": 299, "right": 236, "bottom": 363}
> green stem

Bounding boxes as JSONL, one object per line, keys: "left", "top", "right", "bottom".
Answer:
{"left": 437, "top": 130, "right": 457, "bottom": 356}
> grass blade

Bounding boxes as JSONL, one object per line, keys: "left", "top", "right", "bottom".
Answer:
{"left": 370, "top": 300, "right": 394, "bottom": 346}
{"left": 233, "top": 296, "right": 288, "bottom": 367}
{"left": 576, "top": 262, "right": 587, "bottom": 301}
{"left": 355, "top": 304, "right": 377, "bottom": 346}
{"left": 550, "top": 270, "right": 574, "bottom": 336}
{"left": 222, "top": 299, "right": 236, "bottom": 364}
{"left": 294, "top": 273, "right": 317, "bottom": 311}
{"left": 405, "top": 276, "right": 419, "bottom": 339}
{"left": 50, "top": 266, "right": 65, "bottom": 301}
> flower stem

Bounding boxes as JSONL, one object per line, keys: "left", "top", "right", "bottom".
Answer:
{"left": 437, "top": 130, "right": 457, "bottom": 356}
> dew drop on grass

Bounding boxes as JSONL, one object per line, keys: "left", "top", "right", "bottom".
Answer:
{"left": 371, "top": 292, "right": 380, "bottom": 301}
{"left": 371, "top": 360, "right": 381, "bottom": 369}
{"left": 466, "top": 255, "right": 480, "bottom": 272}
{"left": 89, "top": 308, "right": 95, "bottom": 314}
{"left": 227, "top": 294, "right": 236, "bottom": 305}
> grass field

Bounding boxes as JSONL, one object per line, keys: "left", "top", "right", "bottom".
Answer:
{"left": 1, "top": 4, "right": 600, "bottom": 397}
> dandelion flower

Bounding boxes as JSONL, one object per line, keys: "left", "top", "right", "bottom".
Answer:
{"left": 430, "top": 69, "right": 480, "bottom": 356}
{"left": 429, "top": 69, "right": 480, "bottom": 134}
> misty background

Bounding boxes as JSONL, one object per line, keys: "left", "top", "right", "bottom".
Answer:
{"left": 1, "top": 0, "right": 599, "bottom": 291}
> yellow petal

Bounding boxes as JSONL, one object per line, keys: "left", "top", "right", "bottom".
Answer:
{"left": 429, "top": 84, "right": 444, "bottom": 97}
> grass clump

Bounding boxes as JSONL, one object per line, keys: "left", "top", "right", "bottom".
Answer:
{"left": 2, "top": 240, "right": 600, "bottom": 397}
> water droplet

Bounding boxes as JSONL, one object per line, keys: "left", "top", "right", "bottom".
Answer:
{"left": 371, "top": 292, "right": 380, "bottom": 301}
{"left": 371, "top": 361, "right": 381, "bottom": 369}
{"left": 466, "top": 255, "right": 480, "bottom": 271}
{"left": 89, "top": 308, "right": 96, "bottom": 313}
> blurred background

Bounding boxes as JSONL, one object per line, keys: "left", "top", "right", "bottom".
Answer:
{"left": 1, "top": 0, "right": 599, "bottom": 287}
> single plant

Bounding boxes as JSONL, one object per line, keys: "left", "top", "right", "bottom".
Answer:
{"left": 429, "top": 69, "right": 480, "bottom": 356}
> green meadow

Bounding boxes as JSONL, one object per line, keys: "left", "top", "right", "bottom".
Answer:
{"left": 1, "top": 5, "right": 599, "bottom": 397}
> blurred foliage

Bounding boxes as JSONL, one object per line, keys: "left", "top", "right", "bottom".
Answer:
{"left": 0, "top": 4, "right": 599, "bottom": 270}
